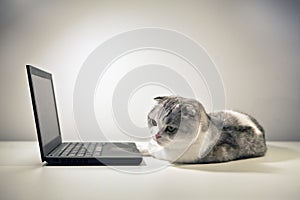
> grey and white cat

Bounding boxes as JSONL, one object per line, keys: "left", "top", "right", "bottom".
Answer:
{"left": 145, "top": 96, "right": 267, "bottom": 164}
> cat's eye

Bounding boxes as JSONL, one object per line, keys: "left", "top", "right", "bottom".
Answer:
{"left": 151, "top": 119, "right": 157, "bottom": 126}
{"left": 165, "top": 126, "right": 178, "bottom": 134}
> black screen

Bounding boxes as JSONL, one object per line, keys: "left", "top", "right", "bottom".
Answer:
{"left": 31, "top": 74, "right": 60, "bottom": 146}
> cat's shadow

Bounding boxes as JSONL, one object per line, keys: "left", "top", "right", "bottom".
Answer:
{"left": 174, "top": 144, "right": 300, "bottom": 173}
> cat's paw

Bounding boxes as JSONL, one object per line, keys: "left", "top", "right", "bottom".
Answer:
{"left": 136, "top": 143, "right": 151, "bottom": 156}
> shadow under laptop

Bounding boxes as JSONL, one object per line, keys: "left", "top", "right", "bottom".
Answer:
{"left": 43, "top": 159, "right": 147, "bottom": 166}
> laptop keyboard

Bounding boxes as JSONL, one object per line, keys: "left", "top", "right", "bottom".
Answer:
{"left": 49, "top": 142, "right": 104, "bottom": 157}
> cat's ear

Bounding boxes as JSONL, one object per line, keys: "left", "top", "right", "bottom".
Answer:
{"left": 154, "top": 96, "right": 169, "bottom": 103}
{"left": 182, "top": 104, "right": 197, "bottom": 118}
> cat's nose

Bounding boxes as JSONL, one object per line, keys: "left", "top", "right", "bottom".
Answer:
{"left": 155, "top": 133, "right": 161, "bottom": 139}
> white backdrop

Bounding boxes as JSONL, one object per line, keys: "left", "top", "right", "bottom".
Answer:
{"left": 0, "top": 0, "right": 299, "bottom": 141}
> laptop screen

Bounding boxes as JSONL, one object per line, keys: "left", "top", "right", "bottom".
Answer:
{"left": 27, "top": 65, "right": 62, "bottom": 159}
{"left": 31, "top": 74, "right": 60, "bottom": 144}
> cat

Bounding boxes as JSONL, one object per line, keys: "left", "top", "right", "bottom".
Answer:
{"left": 144, "top": 95, "right": 267, "bottom": 164}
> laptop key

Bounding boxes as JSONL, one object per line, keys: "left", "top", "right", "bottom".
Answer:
{"left": 95, "top": 146, "right": 102, "bottom": 152}
{"left": 93, "top": 152, "right": 102, "bottom": 156}
{"left": 49, "top": 143, "right": 67, "bottom": 157}
{"left": 61, "top": 153, "right": 68, "bottom": 157}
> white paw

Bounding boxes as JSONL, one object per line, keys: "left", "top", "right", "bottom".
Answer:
{"left": 136, "top": 142, "right": 151, "bottom": 156}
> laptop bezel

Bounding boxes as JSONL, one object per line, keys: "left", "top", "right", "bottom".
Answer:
{"left": 26, "top": 65, "right": 62, "bottom": 161}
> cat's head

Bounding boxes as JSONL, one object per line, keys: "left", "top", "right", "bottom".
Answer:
{"left": 147, "top": 96, "right": 209, "bottom": 146}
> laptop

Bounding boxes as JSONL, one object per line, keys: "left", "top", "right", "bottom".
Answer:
{"left": 26, "top": 65, "right": 142, "bottom": 165}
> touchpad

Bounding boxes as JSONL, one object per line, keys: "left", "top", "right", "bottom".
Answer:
{"left": 101, "top": 143, "right": 141, "bottom": 157}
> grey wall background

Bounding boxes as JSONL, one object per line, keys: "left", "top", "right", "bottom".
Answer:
{"left": 0, "top": 0, "right": 299, "bottom": 141}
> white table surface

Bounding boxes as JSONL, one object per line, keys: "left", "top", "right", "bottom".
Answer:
{"left": 0, "top": 142, "right": 299, "bottom": 200}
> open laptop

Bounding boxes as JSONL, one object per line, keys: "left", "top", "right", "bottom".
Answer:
{"left": 26, "top": 65, "right": 142, "bottom": 165}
